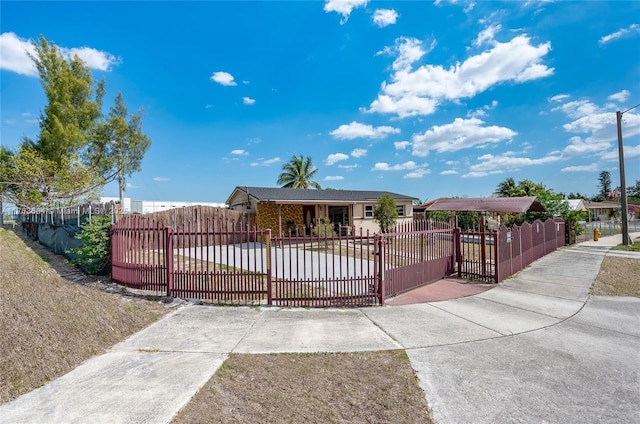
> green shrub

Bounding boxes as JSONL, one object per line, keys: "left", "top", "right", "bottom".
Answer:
{"left": 313, "top": 220, "right": 336, "bottom": 238}
{"left": 67, "top": 215, "right": 112, "bottom": 275}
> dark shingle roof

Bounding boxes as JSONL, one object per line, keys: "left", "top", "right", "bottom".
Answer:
{"left": 234, "top": 186, "right": 417, "bottom": 203}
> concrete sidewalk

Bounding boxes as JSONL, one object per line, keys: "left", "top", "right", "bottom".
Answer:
{"left": 1, "top": 233, "right": 639, "bottom": 424}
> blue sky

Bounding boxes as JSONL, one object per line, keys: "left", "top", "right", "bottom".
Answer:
{"left": 1, "top": 1, "right": 639, "bottom": 204}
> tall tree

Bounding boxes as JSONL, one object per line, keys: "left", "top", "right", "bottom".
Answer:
{"left": 3, "top": 35, "right": 151, "bottom": 208}
{"left": 277, "top": 155, "right": 321, "bottom": 189}
{"left": 90, "top": 93, "right": 151, "bottom": 208}
{"left": 29, "top": 35, "right": 105, "bottom": 163}
{"left": 598, "top": 171, "right": 612, "bottom": 198}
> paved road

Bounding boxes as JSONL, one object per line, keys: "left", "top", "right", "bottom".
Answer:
{"left": 1, "top": 233, "right": 638, "bottom": 424}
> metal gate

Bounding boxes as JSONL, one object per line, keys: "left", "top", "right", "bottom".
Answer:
{"left": 379, "top": 221, "right": 456, "bottom": 300}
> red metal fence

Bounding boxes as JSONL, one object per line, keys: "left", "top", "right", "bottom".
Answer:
{"left": 111, "top": 216, "right": 565, "bottom": 306}
{"left": 112, "top": 215, "right": 270, "bottom": 304}
{"left": 492, "top": 219, "right": 566, "bottom": 283}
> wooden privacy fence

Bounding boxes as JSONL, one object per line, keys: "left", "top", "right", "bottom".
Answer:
{"left": 111, "top": 216, "right": 566, "bottom": 307}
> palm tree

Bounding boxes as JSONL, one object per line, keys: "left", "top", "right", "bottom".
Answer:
{"left": 494, "top": 177, "right": 516, "bottom": 197}
{"left": 277, "top": 155, "right": 321, "bottom": 189}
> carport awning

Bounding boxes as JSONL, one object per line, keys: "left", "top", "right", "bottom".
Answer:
{"left": 424, "top": 197, "right": 546, "bottom": 213}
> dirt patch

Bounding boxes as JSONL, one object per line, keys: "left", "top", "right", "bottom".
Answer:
{"left": 0, "top": 228, "right": 168, "bottom": 403}
{"left": 591, "top": 255, "right": 640, "bottom": 297}
{"left": 172, "top": 351, "right": 434, "bottom": 424}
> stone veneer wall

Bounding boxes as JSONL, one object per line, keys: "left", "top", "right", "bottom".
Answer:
{"left": 256, "top": 203, "right": 303, "bottom": 235}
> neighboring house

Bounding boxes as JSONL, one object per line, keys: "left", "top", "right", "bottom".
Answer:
{"left": 226, "top": 186, "right": 418, "bottom": 235}
{"left": 583, "top": 200, "right": 621, "bottom": 221}
{"left": 567, "top": 199, "right": 587, "bottom": 212}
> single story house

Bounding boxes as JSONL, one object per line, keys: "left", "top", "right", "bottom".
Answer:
{"left": 583, "top": 200, "right": 621, "bottom": 221}
{"left": 226, "top": 186, "right": 418, "bottom": 235}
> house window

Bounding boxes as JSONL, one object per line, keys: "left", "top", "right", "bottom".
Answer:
{"left": 365, "top": 205, "right": 374, "bottom": 218}
{"left": 396, "top": 205, "right": 404, "bottom": 217}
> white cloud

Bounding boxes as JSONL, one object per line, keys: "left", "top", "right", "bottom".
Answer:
{"left": 153, "top": 177, "right": 170, "bottom": 182}
{"left": 243, "top": 96, "right": 256, "bottom": 105}
{"left": 561, "top": 164, "right": 598, "bottom": 172}
{"left": 324, "top": 175, "right": 344, "bottom": 181}
{"left": 350, "top": 148, "right": 367, "bottom": 158}
{"left": 366, "top": 94, "right": 438, "bottom": 118}
{"left": 468, "top": 100, "right": 498, "bottom": 118}
{"left": 372, "top": 161, "right": 418, "bottom": 171}
{"left": 621, "top": 144, "right": 640, "bottom": 158}
{"left": 367, "top": 34, "right": 553, "bottom": 118}
{"left": 461, "top": 171, "right": 489, "bottom": 179}
{"left": 338, "top": 164, "right": 359, "bottom": 170}
{"left": 250, "top": 157, "right": 280, "bottom": 166}
{"left": 469, "top": 152, "right": 562, "bottom": 173}
{"left": 561, "top": 136, "right": 611, "bottom": 156}
{"left": 210, "top": 71, "right": 237, "bottom": 86}
{"left": 0, "top": 32, "right": 119, "bottom": 77}
{"left": 552, "top": 98, "right": 640, "bottom": 157}
{"left": 552, "top": 100, "right": 600, "bottom": 120}
{"left": 473, "top": 24, "right": 502, "bottom": 47}
{"left": 608, "top": 90, "right": 630, "bottom": 103}
{"left": 601, "top": 144, "right": 640, "bottom": 161}
{"left": 65, "top": 46, "right": 120, "bottom": 71}
{"left": 373, "top": 9, "right": 398, "bottom": 27}
{"left": 599, "top": 24, "right": 640, "bottom": 45}
{"left": 548, "top": 94, "right": 570, "bottom": 103}
{"left": 404, "top": 168, "right": 430, "bottom": 179}
{"left": 231, "top": 149, "right": 249, "bottom": 155}
{"left": 330, "top": 121, "right": 400, "bottom": 139}
{"left": 440, "top": 169, "right": 458, "bottom": 175}
{"left": 411, "top": 117, "right": 517, "bottom": 157}
{"left": 325, "top": 153, "right": 349, "bottom": 166}
{"left": 381, "top": 36, "right": 429, "bottom": 72}
{"left": 324, "top": 0, "right": 368, "bottom": 24}
{"left": 0, "top": 32, "right": 36, "bottom": 76}
{"left": 394, "top": 141, "right": 410, "bottom": 150}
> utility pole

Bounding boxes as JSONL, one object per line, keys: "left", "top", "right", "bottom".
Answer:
{"left": 616, "top": 103, "right": 640, "bottom": 246}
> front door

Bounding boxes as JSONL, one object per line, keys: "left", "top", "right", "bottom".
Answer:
{"left": 328, "top": 206, "right": 349, "bottom": 235}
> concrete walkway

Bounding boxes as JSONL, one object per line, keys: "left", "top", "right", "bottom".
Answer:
{"left": 1, "top": 233, "right": 639, "bottom": 424}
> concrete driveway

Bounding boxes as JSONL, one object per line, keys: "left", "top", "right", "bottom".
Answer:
{"left": 1, "top": 233, "right": 638, "bottom": 424}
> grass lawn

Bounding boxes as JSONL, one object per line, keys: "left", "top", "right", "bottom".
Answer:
{"left": 0, "top": 228, "right": 167, "bottom": 403}
{"left": 172, "top": 351, "right": 434, "bottom": 424}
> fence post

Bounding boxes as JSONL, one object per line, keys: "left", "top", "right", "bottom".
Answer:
{"left": 454, "top": 227, "right": 462, "bottom": 278}
{"left": 493, "top": 229, "right": 499, "bottom": 283}
{"left": 377, "top": 236, "right": 385, "bottom": 305}
{"left": 266, "top": 229, "right": 272, "bottom": 306}
{"left": 165, "top": 226, "right": 174, "bottom": 298}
